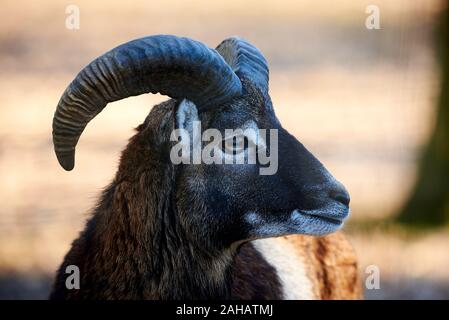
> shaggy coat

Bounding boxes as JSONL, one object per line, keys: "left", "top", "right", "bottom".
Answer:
{"left": 50, "top": 98, "right": 362, "bottom": 300}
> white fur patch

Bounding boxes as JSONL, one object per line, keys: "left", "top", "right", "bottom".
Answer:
{"left": 252, "top": 237, "right": 315, "bottom": 300}
{"left": 176, "top": 99, "right": 198, "bottom": 127}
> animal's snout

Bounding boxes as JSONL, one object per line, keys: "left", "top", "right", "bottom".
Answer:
{"left": 328, "top": 181, "right": 350, "bottom": 207}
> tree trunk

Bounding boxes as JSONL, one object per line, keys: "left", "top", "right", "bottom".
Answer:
{"left": 396, "top": 3, "right": 449, "bottom": 227}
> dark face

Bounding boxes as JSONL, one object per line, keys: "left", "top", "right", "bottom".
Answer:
{"left": 50, "top": 34, "right": 349, "bottom": 254}
{"left": 174, "top": 83, "right": 350, "bottom": 250}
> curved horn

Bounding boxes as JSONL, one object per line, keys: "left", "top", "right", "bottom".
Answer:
{"left": 53, "top": 35, "right": 242, "bottom": 171}
{"left": 215, "top": 37, "right": 269, "bottom": 94}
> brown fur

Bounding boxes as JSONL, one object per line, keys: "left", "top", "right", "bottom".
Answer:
{"left": 231, "top": 243, "right": 283, "bottom": 299}
{"left": 50, "top": 98, "right": 362, "bottom": 300}
{"left": 283, "top": 232, "right": 363, "bottom": 299}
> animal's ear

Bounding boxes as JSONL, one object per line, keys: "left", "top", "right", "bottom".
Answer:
{"left": 175, "top": 99, "right": 199, "bottom": 131}
{"left": 171, "top": 99, "right": 200, "bottom": 162}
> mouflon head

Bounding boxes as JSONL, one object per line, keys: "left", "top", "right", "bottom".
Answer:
{"left": 52, "top": 35, "right": 350, "bottom": 251}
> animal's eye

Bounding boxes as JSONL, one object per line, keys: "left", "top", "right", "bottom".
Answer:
{"left": 221, "top": 135, "right": 249, "bottom": 155}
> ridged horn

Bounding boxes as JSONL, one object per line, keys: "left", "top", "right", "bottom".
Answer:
{"left": 215, "top": 37, "right": 269, "bottom": 94}
{"left": 53, "top": 35, "right": 242, "bottom": 171}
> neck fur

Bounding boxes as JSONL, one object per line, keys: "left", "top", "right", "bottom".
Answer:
{"left": 91, "top": 162, "right": 235, "bottom": 299}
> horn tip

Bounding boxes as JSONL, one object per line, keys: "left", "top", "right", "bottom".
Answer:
{"left": 56, "top": 153, "right": 75, "bottom": 171}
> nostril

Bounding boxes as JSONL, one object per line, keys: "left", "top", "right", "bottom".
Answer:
{"left": 329, "top": 187, "right": 350, "bottom": 206}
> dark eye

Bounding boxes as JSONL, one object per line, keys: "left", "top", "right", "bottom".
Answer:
{"left": 222, "top": 136, "right": 249, "bottom": 155}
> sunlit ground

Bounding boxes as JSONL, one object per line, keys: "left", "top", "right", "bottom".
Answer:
{"left": 1, "top": 0, "right": 448, "bottom": 299}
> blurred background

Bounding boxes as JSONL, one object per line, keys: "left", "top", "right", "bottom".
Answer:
{"left": 1, "top": 0, "right": 448, "bottom": 299}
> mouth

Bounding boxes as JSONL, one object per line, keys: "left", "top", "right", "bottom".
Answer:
{"left": 298, "top": 203, "right": 349, "bottom": 222}
{"left": 300, "top": 212, "right": 344, "bottom": 225}
{"left": 244, "top": 206, "right": 351, "bottom": 239}
{"left": 290, "top": 205, "right": 350, "bottom": 235}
